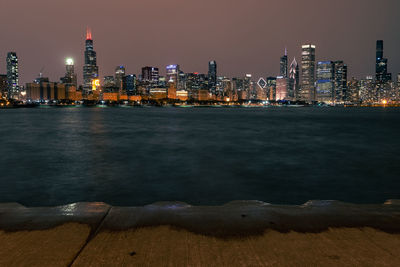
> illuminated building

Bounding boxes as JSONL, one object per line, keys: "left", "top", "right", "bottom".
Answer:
{"left": 115, "top": 66, "right": 126, "bottom": 92}
{"left": 276, "top": 76, "right": 289, "bottom": 100}
{"left": 83, "top": 28, "right": 99, "bottom": 92}
{"left": 347, "top": 78, "right": 360, "bottom": 104}
{"left": 0, "top": 75, "right": 8, "bottom": 98}
{"left": 149, "top": 88, "right": 167, "bottom": 100}
{"left": 6, "top": 52, "right": 19, "bottom": 99}
{"left": 26, "top": 81, "right": 67, "bottom": 101}
{"left": 376, "top": 40, "right": 391, "bottom": 83}
{"left": 359, "top": 76, "right": 375, "bottom": 104}
{"left": 103, "top": 76, "right": 116, "bottom": 93}
{"left": 166, "top": 65, "right": 180, "bottom": 83}
{"left": 280, "top": 48, "right": 288, "bottom": 78}
{"left": 316, "top": 61, "right": 334, "bottom": 103}
{"left": 333, "top": 61, "right": 347, "bottom": 103}
{"left": 91, "top": 79, "right": 100, "bottom": 91}
{"left": 300, "top": 44, "right": 316, "bottom": 103}
{"left": 141, "top": 67, "right": 159, "bottom": 82}
{"left": 208, "top": 61, "right": 217, "bottom": 91}
{"left": 124, "top": 75, "right": 136, "bottom": 95}
{"left": 266, "top": 77, "right": 277, "bottom": 101}
{"left": 176, "top": 90, "right": 188, "bottom": 101}
{"left": 289, "top": 57, "right": 299, "bottom": 100}
{"left": 60, "top": 58, "right": 77, "bottom": 88}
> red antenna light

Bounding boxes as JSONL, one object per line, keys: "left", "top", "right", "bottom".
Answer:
{"left": 86, "top": 27, "right": 92, "bottom": 40}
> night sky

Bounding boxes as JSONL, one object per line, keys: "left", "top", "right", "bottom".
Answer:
{"left": 1, "top": 0, "right": 399, "bottom": 85}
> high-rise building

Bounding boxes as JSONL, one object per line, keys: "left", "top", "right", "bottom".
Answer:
{"left": 316, "top": 61, "right": 335, "bottom": 103}
{"left": 60, "top": 58, "right": 77, "bottom": 88}
{"left": 0, "top": 74, "right": 8, "bottom": 98}
{"left": 333, "top": 61, "right": 347, "bottom": 103}
{"left": 166, "top": 65, "right": 180, "bottom": 83}
{"left": 289, "top": 57, "right": 299, "bottom": 100}
{"left": 124, "top": 74, "right": 136, "bottom": 95}
{"left": 280, "top": 48, "right": 288, "bottom": 78}
{"left": 141, "top": 67, "right": 159, "bottom": 82}
{"left": 300, "top": 44, "right": 316, "bottom": 103}
{"left": 266, "top": 77, "right": 277, "bottom": 101}
{"left": 276, "top": 76, "right": 289, "bottom": 101}
{"left": 83, "top": 28, "right": 99, "bottom": 92}
{"left": 208, "top": 61, "right": 217, "bottom": 91}
{"left": 6, "top": 52, "right": 19, "bottom": 99}
{"left": 375, "top": 40, "right": 391, "bottom": 83}
{"left": 115, "top": 66, "right": 126, "bottom": 91}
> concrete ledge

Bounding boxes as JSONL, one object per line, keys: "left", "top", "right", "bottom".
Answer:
{"left": 1, "top": 200, "right": 400, "bottom": 266}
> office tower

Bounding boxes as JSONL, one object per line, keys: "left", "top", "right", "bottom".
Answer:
{"left": 276, "top": 76, "right": 289, "bottom": 100}
{"left": 280, "top": 48, "right": 288, "bottom": 78}
{"left": 61, "top": 58, "right": 77, "bottom": 88}
{"left": 124, "top": 74, "right": 136, "bottom": 95}
{"left": 289, "top": 57, "right": 299, "bottom": 100}
{"left": 103, "top": 76, "right": 116, "bottom": 93}
{"left": 316, "top": 61, "right": 335, "bottom": 103}
{"left": 300, "top": 44, "right": 316, "bottom": 103}
{"left": 359, "top": 76, "right": 375, "bottom": 104}
{"left": 266, "top": 77, "right": 277, "bottom": 101}
{"left": 83, "top": 28, "right": 99, "bottom": 91}
{"left": 347, "top": 78, "right": 360, "bottom": 104}
{"left": 141, "top": 67, "right": 159, "bottom": 82}
{"left": 375, "top": 40, "right": 391, "bottom": 83}
{"left": 6, "top": 52, "right": 19, "bottom": 99}
{"left": 115, "top": 66, "right": 126, "bottom": 91}
{"left": 166, "top": 65, "right": 180, "bottom": 83}
{"left": 333, "top": 61, "right": 347, "bottom": 103}
{"left": 208, "top": 61, "right": 217, "bottom": 91}
{"left": 0, "top": 75, "right": 8, "bottom": 97}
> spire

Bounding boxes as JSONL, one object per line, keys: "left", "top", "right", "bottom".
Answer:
{"left": 285, "top": 47, "right": 287, "bottom": 56}
{"left": 291, "top": 57, "right": 297, "bottom": 66}
{"left": 86, "top": 27, "right": 92, "bottom": 40}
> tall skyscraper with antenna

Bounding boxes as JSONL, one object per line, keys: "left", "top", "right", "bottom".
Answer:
{"left": 83, "top": 27, "right": 99, "bottom": 92}
{"left": 280, "top": 48, "right": 288, "bottom": 78}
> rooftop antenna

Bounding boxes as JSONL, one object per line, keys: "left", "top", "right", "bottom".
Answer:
{"left": 39, "top": 66, "right": 45, "bottom": 78}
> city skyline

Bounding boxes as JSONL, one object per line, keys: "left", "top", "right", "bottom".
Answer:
{"left": 1, "top": 0, "right": 399, "bottom": 84}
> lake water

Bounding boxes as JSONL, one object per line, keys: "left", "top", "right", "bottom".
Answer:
{"left": 0, "top": 107, "right": 399, "bottom": 206}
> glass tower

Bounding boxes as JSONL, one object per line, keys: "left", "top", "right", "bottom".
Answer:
{"left": 83, "top": 28, "right": 99, "bottom": 91}
{"left": 6, "top": 52, "right": 19, "bottom": 99}
{"left": 300, "top": 44, "right": 316, "bottom": 103}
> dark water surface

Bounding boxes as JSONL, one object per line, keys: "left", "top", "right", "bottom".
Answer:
{"left": 0, "top": 107, "right": 399, "bottom": 206}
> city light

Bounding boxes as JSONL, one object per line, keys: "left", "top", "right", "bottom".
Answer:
{"left": 92, "top": 79, "right": 100, "bottom": 91}
{"left": 66, "top": 58, "right": 74, "bottom": 65}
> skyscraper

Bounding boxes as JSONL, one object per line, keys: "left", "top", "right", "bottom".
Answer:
{"left": 61, "top": 58, "right": 77, "bottom": 88}
{"left": 289, "top": 57, "right": 299, "bottom": 100}
{"left": 208, "top": 61, "right": 217, "bottom": 91}
{"left": 166, "top": 65, "right": 180, "bottom": 83}
{"left": 115, "top": 66, "right": 126, "bottom": 92}
{"left": 280, "top": 48, "right": 288, "bottom": 78}
{"left": 375, "top": 40, "right": 391, "bottom": 83}
{"left": 300, "top": 44, "right": 316, "bottom": 103}
{"left": 141, "top": 67, "right": 159, "bottom": 83}
{"left": 124, "top": 74, "right": 136, "bottom": 95}
{"left": 83, "top": 28, "right": 99, "bottom": 92}
{"left": 6, "top": 52, "right": 19, "bottom": 99}
{"left": 316, "top": 61, "right": 334, "bottom": 103}
{"left": 333, "top": 61, "right": 347, "bottom": 103}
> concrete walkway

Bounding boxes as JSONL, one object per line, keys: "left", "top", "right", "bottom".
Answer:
{"left": 1, "top": 201, "right": 399, "bottom": 266}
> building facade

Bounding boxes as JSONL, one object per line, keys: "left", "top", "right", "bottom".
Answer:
{"left": 6, "top": 52, "right": 19, "bottom": 99}
{"left": 316, "top": 61, "right": 335, "bottom": 103}
{"left": 300, "top": 44, "right": 316, "bottom": 103}
{"left": 83, "top": 28, "right": 99, "bottom": 92}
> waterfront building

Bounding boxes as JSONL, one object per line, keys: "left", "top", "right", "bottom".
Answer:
{"left": 124, "top": 74, "right": 136, "bottom": 95}
{"left": 0, "top": 74, "right": 8, "bottom": 98}
{"left": 276, "top": 76, "right": 289, "bottom": 101}
{"left": 289, "top": 57, "right": 299, "bottom": 100}
{"left": 359, "top": 76, "right": 375, "bottom": 104}
{"left": 26, "top": 81, "right": 67, "bottom": 101}
{"left": 376, "top": 40, "right": 391, "bottom": 83}
{"left": 83, "top": 28, "right": 99, "bottom": 92}
{"left": 103, "top": 76, "right": 116, "bottom": 93}
{"left": 316, "top": 61, "right": 335, "bottom": 103}
{"left": 6, "top": 52, "right": 19, "bottom": 99}
{"left": 266, "top": 77, "right": 277, "bottom": 101}
{"left": 333, "top": 61, "right": 347, "bottom": 103}
{"left": 141, "top": 67, "right": 159, "bottom": 83}
{"left": 60, "top": 58, "right": 77, "bottom": 88}
{"left": 347, "top": 78, "right": 360, "bottom": 104}
{"left": 166, "top": 65, "right": 180, "bottom": 84}
{"left": 115, "top": 66, "right": 126, "bottom": 92}
{"left": 280, "top": 48, "right": 288, "bottom": 78}
{"left": 300, "top": 44, "right": 316, "bottom": 103}
{"left": 208, "top": 61, "right": 217, "bottom": 91}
